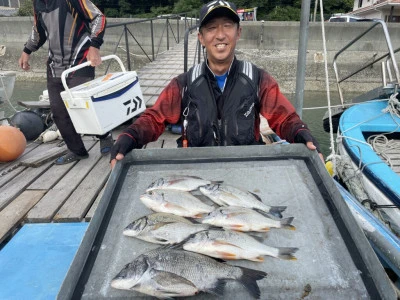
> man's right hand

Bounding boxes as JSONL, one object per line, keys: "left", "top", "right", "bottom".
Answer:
{"left": 110, "top": 133, "right": 137, "bottom": 169}
{"left": 18, "top": 52, "right": 31, "bottom": 71}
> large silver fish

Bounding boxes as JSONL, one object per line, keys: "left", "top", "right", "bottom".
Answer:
{"left": 182, "top": 229, "right": 298, "bottom": 262}
{"left": 111, "top": 248, "right": 267, "bottom": 298}
{"left": 201, "top": 206, "right": 295, "bottom": 232}
{"left": 199, "top": 184, "right": 286, "bottom": 218}
{"left": 146, "top": 175, "right": 222, "bottom": 192}
{"left": 140, "top": 189, "right": 214, "bottom": 218}
{"left": 123, "top": 212, "right": 211, "bottom": 244}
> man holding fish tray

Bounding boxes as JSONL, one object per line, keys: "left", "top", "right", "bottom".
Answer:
{"left": 110, "top": 0, "right": 322, "bottom": 168}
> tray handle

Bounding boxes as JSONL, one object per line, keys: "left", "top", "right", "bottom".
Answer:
{"left": 61, "top": 55, "right": 126, "bottom": 106}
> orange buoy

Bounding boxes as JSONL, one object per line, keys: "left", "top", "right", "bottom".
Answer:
{"left": 0, "top": 125, "right": 27, "bottom": 162}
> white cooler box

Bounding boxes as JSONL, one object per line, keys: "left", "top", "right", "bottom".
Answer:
{"left": 60, "top": 55, "right": 145, "bottom": 135}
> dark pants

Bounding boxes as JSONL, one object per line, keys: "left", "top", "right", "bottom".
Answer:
{"left": 47, "top": 76, "right": 92, "bottom": 156}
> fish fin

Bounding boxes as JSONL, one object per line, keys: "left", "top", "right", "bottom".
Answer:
{"left": 210, "top": 180, "right": 224, "bottom": 185}
{"left": 247, "top": 232, "right": 269, "bottom": 242}
{"left": 185, "top": 217, "right": 200, "bottom": 224}
{"left": 215, "top": 250, "right": 238, "bottom": 259}
{"left": 213, "top": 239, "right": 241, "bottom": 247}
{"left": 229, "top": 224, "right": 245, "bottom": 230}
{"left": 193, "top": 213, "right": 208, "bottom": 219}
{"left": 249, "top": 256, "right": 264, "bottom": 262}
{"left": 204, "top": 279, "right": 227, "bottom": 296}
{"left": 268, "top": 206, "right": 287, "bottom": 218}
{"left": 253, "top": 208, "right": 279, "bottom": 219}
{"left": 147, "top": 268, "right": 198, "bottom": 296}
{"left": 164, "top": 203, "right": 189, "bottom": 214}
{"left": 249, "top": 191, "right": 263, "bottom": 202}
{"left": 227, "top": 212, "right": 245, "bottom": 217}
{"left": 237, "top": 267, "right": 267, "bottom": 299}
{"left": 277, "top": 247, "right": 299, "bottom": 260}
{"left": 260, "top": 227, "right": 271, "bottom": 232}
{"left": 281, "top": 217, "right": 296, "bottom": 230}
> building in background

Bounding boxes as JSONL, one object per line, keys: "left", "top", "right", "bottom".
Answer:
{"left": 351, "top": 0, "right": 400, "bottom": 22}
{"left": 237, "top": 7, "right": 257, "bottom": 21}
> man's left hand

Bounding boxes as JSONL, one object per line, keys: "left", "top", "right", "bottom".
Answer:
{"left": 87, "top": 47, "right": 102, "bottom": 66}
{"left": 306, "top": 141, "right": 324, "bottom": 162}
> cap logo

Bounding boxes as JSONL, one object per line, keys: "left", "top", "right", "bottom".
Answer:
{"left": 206, "top": 0, "right": 232, "bottom": 13}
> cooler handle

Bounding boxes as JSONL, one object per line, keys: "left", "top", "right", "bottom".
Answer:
{"left": 61, "top": 55, "right": 126, "bottom": 106}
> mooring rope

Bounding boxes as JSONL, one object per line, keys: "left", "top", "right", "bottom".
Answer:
{"left": 319, "top": 0, "right": 337, "bottom": 175}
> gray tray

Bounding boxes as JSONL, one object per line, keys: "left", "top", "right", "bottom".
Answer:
{"left": 58, "top": 145, "right": 396, "bottom": 300}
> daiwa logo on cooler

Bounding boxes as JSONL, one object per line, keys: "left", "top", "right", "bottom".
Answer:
{"left": 124, "top": 96, "right": 143, "bottom": 116}
{"left": 60, "top": 55, "right": 145, "bottom": 135}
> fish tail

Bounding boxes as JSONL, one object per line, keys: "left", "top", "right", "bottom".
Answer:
{"left": 237, "top": 266, "right": 267, "bottom": 299}
{"left": 205, "top": 279, "right": 226, "bottom": 296}
{"left": 277, "top": 247, "right": 299, "bottom": 260}
{"left": 281, "top": 217, "right": 296, "bottom": 230}
{"left": 268, "top": 206, "right": 287, "bottom": 218}
{"left": 210, "top": 180, "right": 224, "bottom": 185}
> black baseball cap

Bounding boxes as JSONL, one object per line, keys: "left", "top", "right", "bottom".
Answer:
{"left": 199, "top": 1, "right": 240, "bottom": 28}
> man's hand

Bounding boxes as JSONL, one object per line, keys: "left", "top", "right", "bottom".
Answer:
{"left": 295, "top": 130, "right": 324, "bottom": 162}
{"left": 110, "top": 153, "right": 125, "bottom": 169}
{"left": 18, "top": 52, "right": 31, "bottom": 71}
{"left": 87, "top": 47, "right": 102, "bottom": 67}
{"left": 306, "top": 141, "right": 324, "bottom": 162}
{"left": 110, "top": 133, "right": 137, "bottom": 169}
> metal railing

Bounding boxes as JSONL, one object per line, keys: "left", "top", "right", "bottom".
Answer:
{"left": 105, "top": 13, "right": 199, "bottom": 72}
{"left": 333, "top": 19, "right": 400, "bottom": 106}
{"left": 184, "top": 25, "right": 202, "bottom": 72}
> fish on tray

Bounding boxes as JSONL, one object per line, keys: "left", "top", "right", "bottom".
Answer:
{"left": 182, "top": 229, "right": 298, "bottom": 262}
{"left": 146, "top": 175, "right": 222, "bottom": 192}
{"left": 140, "top": 189, "right": 214, "bottom": 218}
{"left": 111, "top": 248, "right": 267, "bottom": 299}
{"left": 123, "top": 212, "right": 211, "bottom": 244}
{"left": 199, "top": 183, "right": 286, "bottom": 218}
{"left": 201, "top": 206, "right": 296, "bottom": 232}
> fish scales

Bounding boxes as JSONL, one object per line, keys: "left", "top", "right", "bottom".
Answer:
{"left": 202, "top": 206, "right": 296, "bottom": 232}
{"left": 111, "top": 249, "right": 267, "bottom": 298}
{"left": 183, "top": 229, "right": 298, "bottom": 262}
{"left": 146, "top": 175, "right": 222, "bottom": 192}
{"left": 199, "top": 184, "right": 286, "bottom": 218}
{"left": 123, "top": 212, "right": 211, "bottom": 244}
{"left": 140, "top": 189, "right": 214, "bottom": 218}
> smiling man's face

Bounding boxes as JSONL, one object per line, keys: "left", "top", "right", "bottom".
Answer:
{"left": 198, "top": 17, "right": 241, "bottom": 74}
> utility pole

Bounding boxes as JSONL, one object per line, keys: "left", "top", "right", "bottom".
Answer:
{"left": 294, "top": 0, "right": 311, "bottom": 119}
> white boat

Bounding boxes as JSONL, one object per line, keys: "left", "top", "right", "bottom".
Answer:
{"left": 324, "top": 19, "right": 400, "bottom": 280}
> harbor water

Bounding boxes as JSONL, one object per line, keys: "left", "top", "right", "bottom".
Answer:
{"left": 1, "top": 79, "right": 355, "bottom": 158}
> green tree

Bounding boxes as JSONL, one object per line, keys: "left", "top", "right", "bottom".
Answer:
{"left": 267, "top": 5, "right": 301, "bottom": 21}
{"left": 173, "top": 0, "right": 202, "bottom": 14}
{"left": 17, "top": 0, "right": 33, "bottom": 16}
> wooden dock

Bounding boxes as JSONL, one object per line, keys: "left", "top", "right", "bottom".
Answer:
{"left": 0, "top": 33, "right": 201, "bottom": 245}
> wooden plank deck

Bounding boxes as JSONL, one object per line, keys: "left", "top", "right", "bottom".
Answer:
{"left": 0, "top": 34, "right": 197, "bottom": 244}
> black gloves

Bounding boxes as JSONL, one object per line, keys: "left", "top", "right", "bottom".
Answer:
{"left": 110, "top": 133, "right": 137, "bottom": 162}
{"left": 294, "top": 130, "right": 321, "bottom": 153}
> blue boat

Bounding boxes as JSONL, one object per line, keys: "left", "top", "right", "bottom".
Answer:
{"left": 325, "top": 19, "right": 400, "bottom": 282}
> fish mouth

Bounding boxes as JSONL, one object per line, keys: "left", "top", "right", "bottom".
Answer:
{"left": 111, "top": 278, "right": 131, "bottom": 290}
